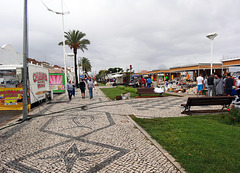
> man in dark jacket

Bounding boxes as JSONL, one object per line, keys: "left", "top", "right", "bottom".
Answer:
{"left": 79, "top": 79, "right": 86, "bottom": 99}
{"left": 225, "top": 73, "right": 234, "bottom": 96}
{"left": 207, "top": 74, "right": 215, "bottom": 96}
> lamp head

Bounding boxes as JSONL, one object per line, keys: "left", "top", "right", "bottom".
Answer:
{"left": 67, "top": 53, "right": 74, "bottom": 58}
{"left": 206, "top": 32, "right": 218, "bottom": 40}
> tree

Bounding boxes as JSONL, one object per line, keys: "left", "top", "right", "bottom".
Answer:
{"left": 78, "top": 57, "right": 92, "bottom": 74}
{"left": 58, "top": 30, "right": 90, "bottom": 87}
{"left": 107, "top": 67, "right": 123, "bottom": 74}
{"left": 95, "top": 70, "right": 108, "bottom": 81}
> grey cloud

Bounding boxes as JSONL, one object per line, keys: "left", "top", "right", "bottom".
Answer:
{"left": 1, "top": 0, "right": 240, "bottom": 73}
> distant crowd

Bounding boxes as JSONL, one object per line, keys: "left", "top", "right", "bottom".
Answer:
{"left": 196, "top": 73, "right": 239, "bottom": 97}
{"left": 67, "top": 78, "right": 94, "bottom": 101}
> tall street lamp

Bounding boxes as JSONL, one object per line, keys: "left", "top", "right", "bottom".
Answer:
{"left": 206, "top": 32, "right": 218, "bottom": 75}
{"left": 67, "top": 53, "right": 75, "bottom": 82}
{"left": 42, "top": 0, "right": 69, "bottom": 94}
{"left": 22, "top": 0, "right": 28, "bottom": 120}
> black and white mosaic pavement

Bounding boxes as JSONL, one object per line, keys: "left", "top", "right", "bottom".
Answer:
{"left": 127, "top": 97, "right": 184, "bottom": 111}
{"left": 1, "top": 112, "right": 131, "bottom": 172}
{"left": 0, "top": 88, "right": 186, "bottom": 172}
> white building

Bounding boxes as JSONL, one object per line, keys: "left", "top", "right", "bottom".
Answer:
{"left": 0, "top": 44, "right": 23, "bottom": 65}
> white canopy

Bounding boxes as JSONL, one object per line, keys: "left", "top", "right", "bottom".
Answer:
{"left": 111, "top": 74, "right": 123, "bottom": 78}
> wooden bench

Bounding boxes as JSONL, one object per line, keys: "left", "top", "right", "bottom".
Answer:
{"left": 137, "top": 88, "right": 163, "bottom": 96}
{"left": 181, "top": 96, "right": 235, "bottom": 115}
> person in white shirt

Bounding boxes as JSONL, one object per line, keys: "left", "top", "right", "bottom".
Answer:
{"left": 204, "top": 75, "right": 208, "bottom": 89}
{"left": 87, "top": 78, "right": 94, "bottom": 99}
{"left": 196, "top": 74, "right": 204, "bottom": 96}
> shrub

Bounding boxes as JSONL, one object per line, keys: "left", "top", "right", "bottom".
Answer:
{"left": 124, "top": 87, "right": 138, "bottom": 94}
{"left": 117, "top": 86, "right": 138, "bottom": 94}
{"left": 222, "top": 108, "right": 240, "bottom": 125}
{"left": 117, "top": 85, "right": 126, "bottom": 90}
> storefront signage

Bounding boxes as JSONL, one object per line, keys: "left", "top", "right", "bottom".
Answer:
{"left": 28, "top": 65, "right": 49, "bottom": 104}
{"left": 33, "top": 72, "right": 48, "bottom": 88}
{"left": 0, "top": 88, "right": 27, "bottom": 110}
{"left": 49, "top": 73, "right": 65, "bottom": 93}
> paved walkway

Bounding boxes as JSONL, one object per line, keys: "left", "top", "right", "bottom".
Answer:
{"left": 0, "top": 86, "right": 220, "bottom": 172}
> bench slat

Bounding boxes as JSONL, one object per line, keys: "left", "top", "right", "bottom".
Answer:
{"left": 137, "top": 88, "right": 155, "bottom": 95}
{"left": 190, "top": 99, "right": 233, "bottom": 106}
{"left": 188, "top": 96, "right": 235, "bottom": 106}
{"left": 181, "top": 96, "right": 235, "bottom": 115}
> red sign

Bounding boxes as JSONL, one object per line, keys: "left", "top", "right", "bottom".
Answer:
{"left": 33, "top": 72, "right": 48, "bottom": 88}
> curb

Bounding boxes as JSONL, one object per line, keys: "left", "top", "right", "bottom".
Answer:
{"left": 0, "top": 113, "right": 22, "bottom": 127}
{"left": 127, "top": 115, "right": 186, "bottom": 173}
{"left": 0, "top": 93, "right": 66, "bottom": 129}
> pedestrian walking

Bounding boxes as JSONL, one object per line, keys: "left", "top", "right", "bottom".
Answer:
{"left": 79, "top": 79, "right": 86, "bottom": 99}
{"left": 207, "top": 74, "right": 215, "bottom": 96}
{"left": 147, "top": 77, "right": 152, "bottom": 88}
{"left": 88, "top": 78, "right": 94, "bottom": 99}
{"left": 67, "top": 80, "right": 74, "bottom": 101}
{"left": 214, "top": 74, "right": 224, "bottom": 96}
{"left": 196, "top": 74, "right": 204, "bottom": 96}
{"left": 225, "top": 73, "right": 234, "bottom": 96}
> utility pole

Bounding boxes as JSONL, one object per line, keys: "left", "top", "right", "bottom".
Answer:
{"left": 206, "top": 32, "right": 218, "bottom": 75}
{"left": 61, "top": 0, "right": 68, "bottom": 94}
{"left": 42, "top": 0, "right": 69, "bottom": 94}
{"left": 22, "top": 0, "right": 28, "bottom": 120}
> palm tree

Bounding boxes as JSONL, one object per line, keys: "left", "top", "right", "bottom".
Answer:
{"left": 59, "top": 30, "right": 90, "bottom": 87}
{"left": 78, "top": 57, "right": 92, "bottom": 74}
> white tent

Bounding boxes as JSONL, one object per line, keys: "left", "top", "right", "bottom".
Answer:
{"left": 112, "top": 74, "right": 123, "bottom": 78}
{"left": 107, "top": 73, "right": 124, "bottom": 84}
{"left": 0, "top": 44, "right": 23, "bottom": 65}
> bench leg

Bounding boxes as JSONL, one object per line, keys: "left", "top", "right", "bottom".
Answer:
{"left": 187, "top": 106, "right": 192, "bottom": 116}
{"left": 181, "top": 106, "right": 191, "bottom": 115}
{"left": 221, "top": 104, "right": 229, "bottom": 111}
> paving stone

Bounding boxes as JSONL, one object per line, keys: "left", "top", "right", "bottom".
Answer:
{"left": 0, "top": 86, "right": 190, "bottom": 172}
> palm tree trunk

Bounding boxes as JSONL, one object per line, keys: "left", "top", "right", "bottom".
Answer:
{"left": 82, "top": 64, "right": 84, "bottom": 76}
{"left": 74, "top": 49, "right": 78, "bottom": 88}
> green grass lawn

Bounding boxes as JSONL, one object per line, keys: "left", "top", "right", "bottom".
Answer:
{"left": 100, "top": 88, "right": 138, "bottom": 100}
{"left": 132, "top": 114, "right": 240, "bottom": 173}
{"left": 96, "top": 83, "right": 106, "bottom": 86}
{"left": 100, "top": 87, "right": 177, "bottom": 100}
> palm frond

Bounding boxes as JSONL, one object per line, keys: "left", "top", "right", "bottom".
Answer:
{"left": 58, "top": 29, "right": 91, "bottom": 85}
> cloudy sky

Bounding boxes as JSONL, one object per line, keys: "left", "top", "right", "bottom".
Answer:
{"left": 1, "top": 0, "right": 240, "bottom": 73}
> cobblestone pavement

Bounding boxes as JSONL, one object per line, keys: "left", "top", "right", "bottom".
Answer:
{"left": 0, "top": 110, "right": 22, "bottom": 125}
{"left": 0, "top": 86, "right": 220, "bottom": 172}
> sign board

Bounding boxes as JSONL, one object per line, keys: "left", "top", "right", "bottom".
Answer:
{"left": 28, "top": 64, "right": 50, "bottom": 104}
{"left": 0, "top": 87, "right": 30, "bottom": 110}
{"left": 49, "top": 73, "right": 65, "bottom": 93}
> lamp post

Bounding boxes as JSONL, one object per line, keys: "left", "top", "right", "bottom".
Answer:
{"left": 42, "top": 0, "right": 69, "bottom": 94}
{"left": 78, "top": 56, "right": 83, "bottom": 82}
{"left": 67, "top": 53, "right": 75, "bottom": 82}
{"left": 60, "top": 0, "right": 69, "bottom": 95}
{"left": 22, "top": 0, "right": 28, "bottom": 120}
{"left": 206, "top": 32, "right": 218, "bottom": 75}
